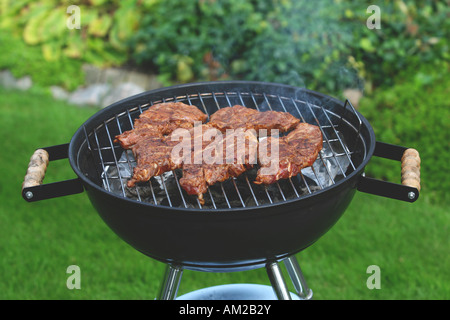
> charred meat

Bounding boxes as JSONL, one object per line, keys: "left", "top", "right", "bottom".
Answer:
{"left": 178, "top": 124, "right": 258, "bottom": 204}
{"left": 114, "top": 102, "right": 208, "bottom": 149}
{"left": 209, "top": 105, "right": 300, "bottom": 134}
{"left": 126, "top": 135, "right": 181, "bottom": 187}
{"left": 116, "top": 102, "right": 208, "bottom": 187}
{"left": 255, "top": 122, "right": 323, "bottom": 185}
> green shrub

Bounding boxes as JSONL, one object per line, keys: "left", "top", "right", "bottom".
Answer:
{"left": 343, "top": 0, "right": 449, "bottom": 90}
{"left": 0, "top": 0, "right": 143, "bottom": 66}
{"left": 131, "top": 0, "right": 449, "bottom": 94}
{"left": 131, "top": 0, "right": 357, "bottom": 92}
{"left": 359, "top": 62, "right": 449, "bottom": 204}
{"left": 0, "top": 0, "right": 144, "bottom": 89}
{"left": 0, "top": 30, "right": 84, "bottom": 90}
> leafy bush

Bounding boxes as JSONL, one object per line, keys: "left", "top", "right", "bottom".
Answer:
{"left": 131, "top": 0, "right": 357, "bottom": 92}
{"left": 0, "top": 0, "right": 145, "bottom": 89}
{"left": 342, "top": 0, "right": 449, "bottom": 91}
{"left": 359, "top": 62, "right": 449, "bottom": 204}
{"left": 0, "top": 0, "right": 142, "bottom": 66}
{"left": 0, "top": 30, "right": 84, "bottom": 90}
{"left": 131, "top": 0, "right": 449, "bottom": 93}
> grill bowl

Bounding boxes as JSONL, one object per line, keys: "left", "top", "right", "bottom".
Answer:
{"left": 68, "top": 81, "right": 375, "bottom": 271}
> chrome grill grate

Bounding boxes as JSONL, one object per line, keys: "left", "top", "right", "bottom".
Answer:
{"left": 82, "top": 89, "right": 364, "bottom": 209}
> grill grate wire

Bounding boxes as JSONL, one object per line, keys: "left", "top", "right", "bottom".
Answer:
{"left": 82, "top": 90, "right": 362, "bottom": 210}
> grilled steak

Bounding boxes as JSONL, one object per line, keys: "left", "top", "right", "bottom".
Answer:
{"left": 255, "top": 122, "right": 323, "bottom": 185}
{"left": 116, "top": 102, "right": 208, "bottom": 187}
{"left": 208, "top": 105, "right": 259, "bottom": 130}
{"left": 114, "top": 102, "right": 208, "bottom": 149}
{"left": 178, "top": 125, "right": 258, "bottom": 204}
{"left": 127, "top": 135, "right": 182, "bottom": 187}
{"left": 209, "top": 105, "right": 300, "bottom": 134}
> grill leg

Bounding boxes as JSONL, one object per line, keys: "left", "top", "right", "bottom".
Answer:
{"left": 266, "top": 261, "right": 292, "bottom": 300}
{"left": 157, "top": 264, "right": 183, "bottom": 300}
{"left": 284, "top": 255, "right": 313, "bottom": 300}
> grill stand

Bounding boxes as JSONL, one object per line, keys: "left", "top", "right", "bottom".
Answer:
{"left": 156, "top": 255, "right": 312, "bottom": 300}
{"left": 283, "top": 256, "right": 313, "bottom": 300}
{"left": 158, "top": 264, "right": 184, "bottom": 300}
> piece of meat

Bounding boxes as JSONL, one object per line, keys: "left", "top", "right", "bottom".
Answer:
{"left": 114, "top": 102, "right": 207, "bottom": 149}
{"left": 178, "top": 124, "right": 258, "bottom": 204}
{"left": 114, "top": 126, "right": 162, "bottom": 150}
{"left": 209, "top": 105, "right": 300, "bottom": 135}
{"left": 137, "top": 102, "right": 208, "bottom": 124}
{"left": 119, "top": 102, "right": 207, "bottom": 186}
{"left": 178, "top": 165, "right": 208, "bottom": 201}
{"left": 246, "top": 110, "right": 300, "bottom": 134}
{"left": 126, "top": 135, "right": 181, "bottom": 187}
{"left": 208, "top": 105, "right": 259, "bottom": 131}
{"left": 254, "top": 122, "right": 323, "bottom": 185}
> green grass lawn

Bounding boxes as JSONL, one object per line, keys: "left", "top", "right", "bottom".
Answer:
{"left": 0, "top": 88, "right": 448, "bottom": 300}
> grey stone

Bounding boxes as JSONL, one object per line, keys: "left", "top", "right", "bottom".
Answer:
{"left": 146, "top": 74, "right": 164, "bottom": 90}
{"left": 15, "top": 76, "right": 32, "bottom": 90}
{"left": 0, "top": 70, "right": 33, "bottom": 90}
{"left": 68, "top": 83, "right": 111, "bottom": 106}
{"left": 103, "top": 68, "right": 127, "bottom": 87}
{"left": 125, "top": 71, "right": 152, "bottom": 90}
{"left": 82, "top": 64, "right": 103, "bottom": 85}
{"left": 101, "top": 82, "right": 145, "bottom": 107}
{"left": 50, "top": 86, "right": 70, "bottom": 100}
{"left": 0, "top": 70, "right": 19, "bottom": 89}
{"left": 81, "top": 64, "right": 163, "bottom": 91}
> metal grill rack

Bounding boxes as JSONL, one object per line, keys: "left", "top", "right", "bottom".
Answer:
{"left": 83, "top": 90, "right": 364, "bottom": 210}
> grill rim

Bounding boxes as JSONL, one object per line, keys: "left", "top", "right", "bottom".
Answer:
{"left": 69, "top": 80, "right": 376, "bottom": 213}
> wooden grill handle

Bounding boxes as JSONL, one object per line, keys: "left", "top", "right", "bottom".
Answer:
{"left": 401, "top": 148, "right": 420, "bottom": 191}
{"left": 358, "top": 142, "right": 420, "bottom": 202}
{"left": 22, "top": 149, "right": 49, "bottom": 190}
